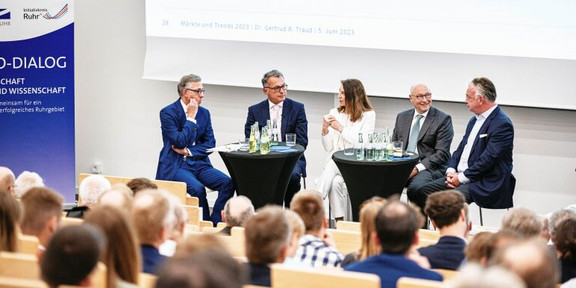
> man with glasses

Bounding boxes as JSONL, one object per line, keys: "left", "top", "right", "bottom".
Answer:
{"left": 156, "top": 74, "right": 234, "bottom": 225}
{"left": 415, "top": 77, "right": 516, "bottom": 217}
{"left": 392, "top": 84, "right": 454, "bottom": 221}
{"left": 244, "top": 70, "right": 308, "bottom": 207}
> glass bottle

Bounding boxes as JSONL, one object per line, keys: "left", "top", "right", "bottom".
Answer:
{"left": 355, "top": 132, "right": 365, "bottom": 160}
{"left": 260, "top": 126, "right": 270, "bottom": 154}
{"left": 365, "top": 133, "right": 374, "bottom": 161}
{"left": 249, "top": 125, "right": 257, "bottom": 153}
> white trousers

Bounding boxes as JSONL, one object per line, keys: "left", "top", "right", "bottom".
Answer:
{"left": 316, "top": 160, "right": 353, "bottom": 220}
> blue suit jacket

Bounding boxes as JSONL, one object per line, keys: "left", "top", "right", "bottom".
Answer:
{"left": 156, "top": 99, "right": 216, "bottom": 181}
{"left": 345, "top": 253, "right": 443, "bottom": 288}
{"left": 244, "top": 98, "right": 308, "bottom": 176}
{"left": 448, "top": 106, "right": 515, "bottom": 208}
{"left": 417, "top": 236, "right": 466, "bottom": 270}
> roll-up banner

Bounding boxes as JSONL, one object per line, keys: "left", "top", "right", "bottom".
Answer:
{"left": 0, "top": 1, "right": 75, "bottom": 202}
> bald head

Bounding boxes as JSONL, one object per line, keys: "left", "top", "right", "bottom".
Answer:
{"left": 223, "top": 196, "right": 254, "bottom": 227}
{"left": 0, "top": 167, "right": 16, "bottom": 196}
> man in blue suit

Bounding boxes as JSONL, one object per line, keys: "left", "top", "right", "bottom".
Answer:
{"left": 414, "top": 77, "right": 515, "bottom": 210}
{"left": 418, "top": 190, "right": 470, "bottom": 270}
{"left": 244, "top": 70, "right": 308, "bottom": 207}
{"left": 156, "top": 74, "right": 234, "bottom": 225}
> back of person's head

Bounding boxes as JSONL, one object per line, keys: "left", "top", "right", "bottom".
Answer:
{"left": 284, "top": 209, "right": 305, "bottom": 258}
{"left": 501, "top": 207, "right": 543, "bottom": 239}
{"left": 484, "top": 230, "right": 522, "bottom": 263}
{"left": 155, "top": 250, "right": 244, "bottom": 288}
{"left": 84, "top": 205, "right": 141, "bottom": 287}
{"left": 465, "top": 231, "right": 494, "bottom": 264}
{"left": 425, "top": 190, "right": 467, "bottom": 229}
{"left": 245, "top": 205, "right": 291, "bottom": 265}
{"left": 223, "top": 195, "right": 254, "bottom": 227}
{"left": 79, "top": 175, "right": 111, "bottom": 206}
{"left": 0, "top": 166, "right": 16, "bottom": 196}
{"left": 126, "top": 177, "right": 158, "bottom": 195}
{"left": 20, "top": 187, "right": 63, "bottom": 244}
{"left": 290, "top": 190, "right": 325, "bottom": 232}
{"left": 0, "top": 192, "right": 22, "bottom": 252}
{"left": 167, "top": 193, "right": 187, "bottom": 241}
{"left": 359, "top": 197, "right": 386, "bottom": 260}
{"left": 174, "top": 233, "right": 229, "bottom": 258}
{"left": 375, "top": 200, "right": 422, "bottom": 254}
{"left": 41, "top": 224, "right": 105, "bottom": 288}
{"left": 549, "top": 208, "right": 576, "bottom": 241}
{"left": 553, "top": 217, "right": 576, "bottom": 262}
{"left": 445, "top": 263, "right": 526, "bottom": 288}
{"left": 14, "top": 171, "right": 44, "bottom": 199}
{"left": 132, "top": 189, "right": 174, "bottom": 246}
{"left": 489, "top": 239, "right": 559, "bottom": 288}
{"left": 97, "top": 184, "right": 134, "bottom": 211}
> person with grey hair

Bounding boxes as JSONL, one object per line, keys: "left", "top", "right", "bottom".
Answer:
{"left": 155, "top": 74, "right": 234, "bottom": 225}
{"left": 0, "top": 166, "right": 16, "bottom": 196}
{"left": 244, "top": 69, "right": 308, "bottom": 207}
{"left": 501, "top": 207, "right": 545, "bottom": 240}
{"left": 79, "top": 174, "right": 112, "bottom": 206}
{"left": 14, "top": 170, "right": 44, "bottom": 199}
{"left": 445, "top": 263, "right": 526, "bottom": 288}
{"left": 415, "top": 77, "right": 516, "bottom": 213}
{"left": 219, "top": 195, "right": 254, "bottom": 236}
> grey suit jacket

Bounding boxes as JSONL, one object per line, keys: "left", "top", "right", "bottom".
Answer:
{"left": 392, "top": 106, "right": 454, "bottom": 171}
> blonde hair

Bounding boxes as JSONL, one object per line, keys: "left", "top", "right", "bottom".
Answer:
{"left": 131, "top": 189, "right": 174, "bottom": 245}
{"left": 358, "top": 197, "right": 386, "bottom": 260}
{"left": 0, "top": 192, "right": 21, "bottom": 252}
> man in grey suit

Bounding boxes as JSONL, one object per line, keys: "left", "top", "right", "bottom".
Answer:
{"left": 392, "top": 84, "right": 454, "bottom": 216}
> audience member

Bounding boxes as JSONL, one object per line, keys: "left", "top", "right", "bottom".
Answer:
{"left": 553, "top": 217, "right": 576, "bottom": 283}
{"left": 418, "top": 190, "right": 470, "bottom": 270}
{"left": 284, "top": 209, "right": 305, "bottom": 261}
{"left": 342, "top": 197, "right": 386, "bottom": 267}
{"left": 290, "top": 190, "right": 343, "bottom": 267}
{"left": 245, "top": 69, "right": 308, "bottom": 207}
{"left": 483, "top": 230, "right": 522, "bottom": 264}
{"left": 14, "top": 170, "right": 44, "bottom": 199}
{"left": 220, "top": 195, "right": 255, "bottom": 236}
{"left": 489, "top": 239, "right": 559, "bottom": 288}
{"left": 126, "top": 177, "right": 158, "bottom": 195}
{"left": 445, "top": 263, "right": 526, "bottom": 288}
{"left": 345, "top": 200, "right": 442, "bottom": 288}
{"left": 244, "top": 205, "right": 291, "bottom": 286}
{"left": 155, "top": 250, "right": 245, "bottom": 288}
{"left": 84, "top": 205, "right": 141, "bottom": 288}
{"left": 160, "top": 194, "right": 187, "bottom": 256}
{"left": 317, "top": 78, "right": 375, "bottom": 221}
{"left": 415, "top": 77, "right": 515, "bottom": 212}
{"left": 464, "top": 231, "right": 494, "bottom": 264}
{"left": 132, "top": 189, "right": 175, "bottom": 274}
{"left": 393, "top": 84, "right": 454, "bottom": 222}
{"left": 41, "top": 224, "right": 105, "bottom": 288}
{"left": 20, "top": 187, "right": 63, "bottom": 250}
{"left": 98, "top": 184, "right": 134, "bottom": 211}
{"left": 549, "top": 208, "right": 576, "bottom": 242}
{"left": 0, "top": 166, "right": 16, "bottom": 196}
{"left": 155, "top": 73, "right": 234, "bottom": 225}
{"left": 69, "top": 174, "right": 112, "bottom": 218}
{"left": 501, "top": 207, "right": 544, "bottom": 240}
{"left": 0, "top": 192, "right": 22, "bottom": 252}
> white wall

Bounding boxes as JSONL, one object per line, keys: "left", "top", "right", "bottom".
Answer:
{"left": 75, "top": 0, "right": 576, "bottom": 227}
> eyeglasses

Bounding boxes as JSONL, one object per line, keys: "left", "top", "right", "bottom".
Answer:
{"left": 265, "top": 84, "right": 288, "bottom": 92}
{"left": 185, "top": 88, "right": 205, "bottom": 94}
{"left": 411, "top": 93, "right": 431, "bottom": 100}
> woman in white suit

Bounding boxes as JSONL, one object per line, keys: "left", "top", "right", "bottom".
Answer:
{"left": 317, "top": 79, "right": 375, "bottom": 221}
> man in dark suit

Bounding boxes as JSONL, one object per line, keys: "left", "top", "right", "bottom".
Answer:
{"left": 415, "top": 77, "right": 516, "bottom": 211}
{"left": 392, "top": 83, "right": 454, "bottom": 213}
{"left": 156, "top": 74, "right": 234, "bottom": 225}
{"left": 418, "top": 190, "right": 470, "bottom": 270}
{"left": 244, "top": 70, "right": 308, "bottom": 207}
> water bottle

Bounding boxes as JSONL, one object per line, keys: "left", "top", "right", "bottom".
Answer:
{"left": 386, "top": 127, "right": 393, "bottom": 161}
{"left": 373, "top": 132, "right": 382, "bottom": 161}
{"left": 271, "top": 119, "right": 279, "bottom": 145}
{"left": 260, "top": 126, "right": 270, "bottom": 154}
{"left": 355, "top": 132, "right": 364, "bottom": 160}
{"left": 249, "top": 125, "right": 257, "bottom": 153}
{"left": 365, "top": 133, "right": 374, "bottom": 161}
{"left": 254, "top": 121, "right": 260, "bottom": 150}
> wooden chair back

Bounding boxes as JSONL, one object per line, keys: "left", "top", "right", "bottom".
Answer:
{"left": 226, "top": 227, "right": 246, "bottom": 258}
{"left": 396, "top": 277, "right": 444, "bottom": 288}
{"left": 0, "top": 252, "right": 40, "bottom": 280}
{"left": 185, "top": 196, "right": 199, "bottom": 206}
{"left": 199, "top": 220, "right": 213, "bottom": 230}
{"left": 327, "top": 228, "right": 360, "bottom": 255}
{"left": 60, "top": 217, "right": 84, "bottom": 227}
{"left": 417, "top": 238, "right": 437, "bottom": 248}
{"left": 0, "top": 276, "right": 47, "bottom": 288}
{"left": 433, "top": 269, "right": 458, "bottom": 281}
{"left": 271, "top": 264, "right": 380, "bottom": 288}
{"left": 182, "top": 205, "right": 202, "bottom": 225}
{"left": 16, "top": 235, "right": 39, "bottom": 255}
{"left": 139, "top": 272, "right": 157, "bottom": 288}
{"left": 336, "top": 221, "right": 360, "bottom": 232}
{"left": 418, "top": 229, "right": 441, "bottom": 241}
{"left": 202, "top": 226, "right": 222, "bottom": 234}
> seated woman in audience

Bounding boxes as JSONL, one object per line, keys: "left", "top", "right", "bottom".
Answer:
{"left": 84, "top": 205, "right": 141, "bottom": 288}
{"left": 553, "top": 217, "right": 576, "bottom": 283}
{"left": 0, "top": 192, "right": 21, "bottom": 252}
{"left": 341, "top": 197, "right": 386, "bottom": 267}
{"left": 316, "top": 79, "right": 375, "bottom": 221}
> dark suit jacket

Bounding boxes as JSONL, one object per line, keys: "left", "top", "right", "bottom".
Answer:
{"left": 393, "top": 106, "right": 454, "bottom": 171}
{"left": 156, "top": 99, "right": 216, "bottom": 181}
{"left": 448, "top": 106, "right": 515, "bottom": 208}
{"left": 417, "top": 236, "right": 466, "bottom": 270}
{"left": 244, "top": 98, "right": 308, "bottom": 176}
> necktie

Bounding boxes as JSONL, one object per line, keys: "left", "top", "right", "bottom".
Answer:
{"left": 407, "top": 114, "right": 423, "bottom": 153}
